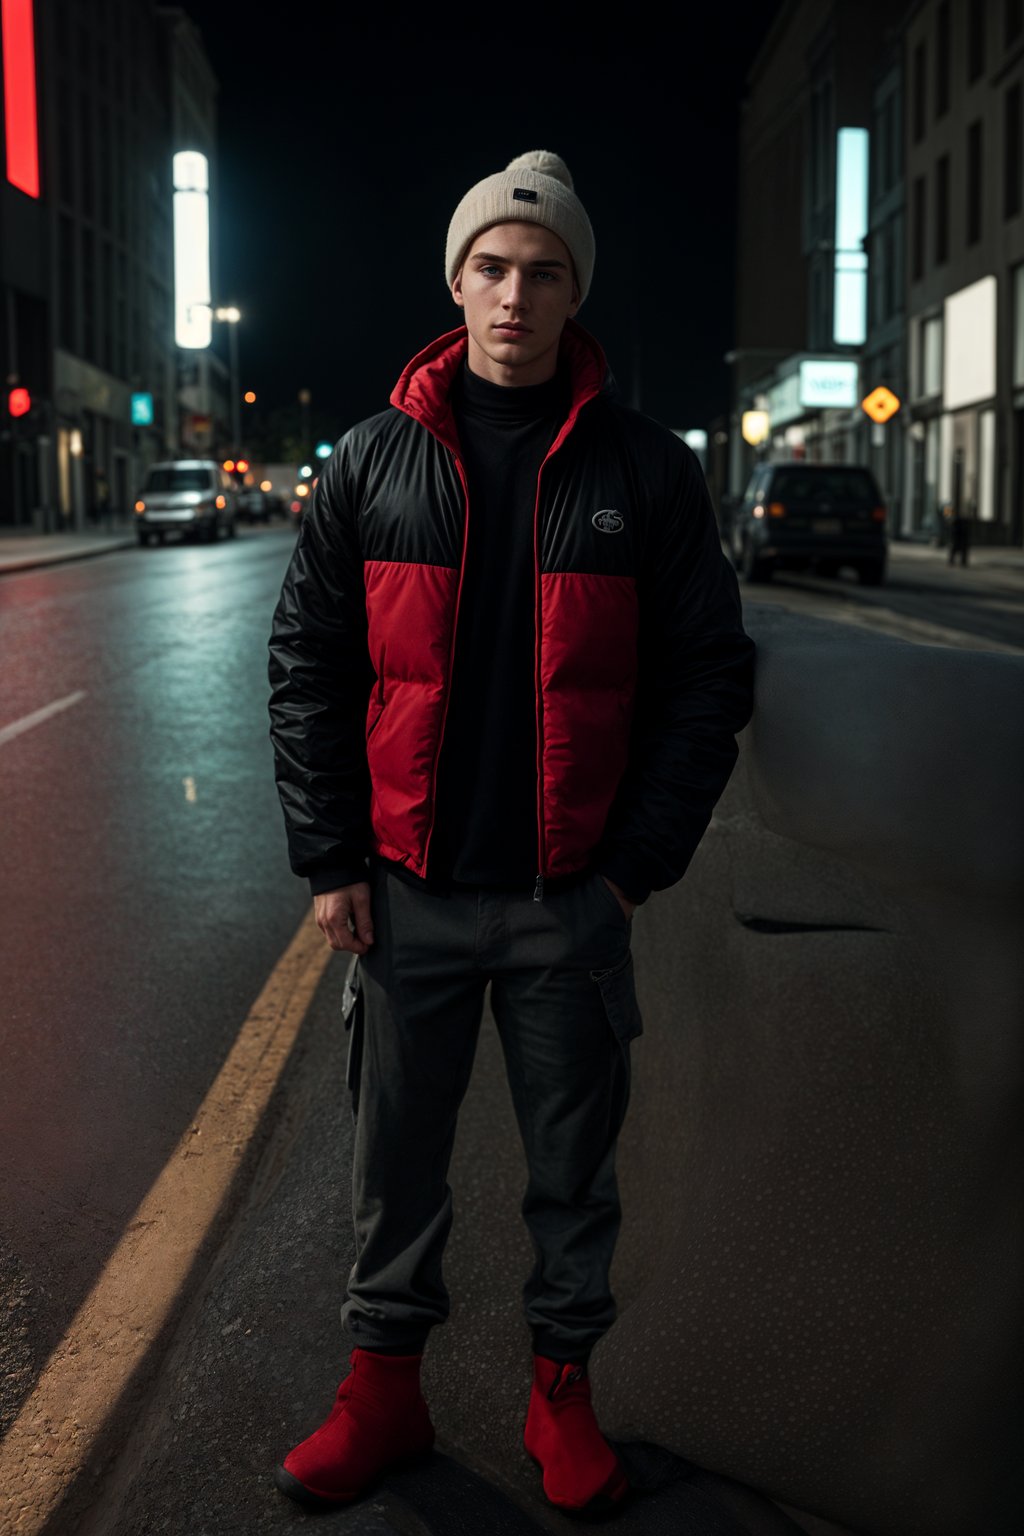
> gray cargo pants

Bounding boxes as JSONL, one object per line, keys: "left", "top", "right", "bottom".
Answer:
{"left": 339, "top": 852, "right": 644, "bottom": 1364}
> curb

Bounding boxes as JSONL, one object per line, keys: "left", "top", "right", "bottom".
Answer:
{"left": 0, "top": 539, "right": 137, "bottom": 576}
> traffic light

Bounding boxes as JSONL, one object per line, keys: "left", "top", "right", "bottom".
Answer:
{"left": 8, "top": 387, "right": 31, "bottom": 418}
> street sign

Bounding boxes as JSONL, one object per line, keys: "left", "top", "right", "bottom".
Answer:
{"left": 861, "top": 386, "right": 900, "bottom": 424}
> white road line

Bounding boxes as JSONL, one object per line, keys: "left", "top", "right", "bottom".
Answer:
{"left": 0, "top": 690, "right": 87, "bottom": 747}
{"left": 0, "top": 910, "right": 334, "bottom": 1534}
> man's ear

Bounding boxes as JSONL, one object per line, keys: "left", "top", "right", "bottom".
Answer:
{"left": 567, "top": 283, "right": 580, "bottom": 318}
{"left": 451, "top": 268, "right": 465, "bottom": 309}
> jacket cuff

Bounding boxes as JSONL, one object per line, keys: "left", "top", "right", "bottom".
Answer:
{"left": 593, "top": 850, "right": 652, "bottom": 907}
{"left": 307, "top": 856, "right": 370, "bottom": 897}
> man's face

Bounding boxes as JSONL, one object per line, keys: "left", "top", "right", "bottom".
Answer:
{"left": 451, "top": 222, "right": 580, "bottom": 387}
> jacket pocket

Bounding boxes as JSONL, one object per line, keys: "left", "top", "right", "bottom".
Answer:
{"left": 366, "top": 700, "right": 385, "bottom": 743}
{"left": 342, "top": 954, "right": 364, "bottom": 1120}
{"left": 589, "top": 950, "right": 644, "bottom": 1047}
{"left": 590, "top": 870, "right": 631, "bottom": 929}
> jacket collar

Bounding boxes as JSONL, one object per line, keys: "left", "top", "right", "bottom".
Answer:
{"left": 390, "top": 319, "right": 608, "bottom": 454}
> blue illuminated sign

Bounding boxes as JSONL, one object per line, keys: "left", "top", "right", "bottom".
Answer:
{"left": 131, "top": 392, "right": 154, "bottom": 425}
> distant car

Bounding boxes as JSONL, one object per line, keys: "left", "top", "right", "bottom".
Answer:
{"left": 134, "top": 460, "right": 238, "bottom": 546}
{"left": 729, "top": 461, "right": 888, "bottom": 585}
{"left": 238, "top": 488, "right": 274, "bottom": 525}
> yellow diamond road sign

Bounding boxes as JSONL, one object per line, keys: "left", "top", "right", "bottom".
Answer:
{"left": 862, "top": 386, "right": 900, "bottom": 424}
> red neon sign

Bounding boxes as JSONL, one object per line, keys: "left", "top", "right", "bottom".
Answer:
{"left": 2, "top": 0, "right": 40, "bottom": 199}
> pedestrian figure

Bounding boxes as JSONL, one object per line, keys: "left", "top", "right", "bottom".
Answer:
{"left": 945, "top": 502, "right": 972, "bottom": 567}
{"left": 94, "top": 467, "right": 110, "bottom": 527}
{"left": 267, "top": 149, "right": 756, "bottom": 1516}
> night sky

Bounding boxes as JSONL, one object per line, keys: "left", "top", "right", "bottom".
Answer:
{"left": 187, "top": 3, "right": 783, "bottom": 439}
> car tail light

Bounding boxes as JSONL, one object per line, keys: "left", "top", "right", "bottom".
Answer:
{"left": 767, "top": 501, "right": 786, "bottom": 518}
{"left": 871, "top": 505, "right": 886, "bottom": 522}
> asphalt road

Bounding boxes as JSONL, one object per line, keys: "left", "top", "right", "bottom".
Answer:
{"left": 0, "top": 527, "right": 310, "bottom": 1442}
{"left": 731, "top": 545, "right": 1024, "bottom": 654}
{"left": 1, "top": 526, "right": 1020, "bottom": 1534}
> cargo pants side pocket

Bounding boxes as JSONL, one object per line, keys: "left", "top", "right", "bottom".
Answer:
{"left": 341, "top": 952, "right": 365, "bottom": 1124}
{"left": 589, "top": 950, "right": 644, "bottom": 1048}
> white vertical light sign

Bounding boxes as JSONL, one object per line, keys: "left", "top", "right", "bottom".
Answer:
{"left": 174, "top": 150, "right": 212, "bottom": 349}
{"left": 833, "top": 127, "right": 868, "bottom": 346}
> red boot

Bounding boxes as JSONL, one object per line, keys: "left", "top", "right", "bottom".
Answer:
{"left": 523, "top": 1354, "right": 629, "bottom": 1514}
{"left": 274, "top": 1347, "right": 435, "bottom": 1506}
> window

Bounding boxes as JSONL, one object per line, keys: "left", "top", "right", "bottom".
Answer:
{"left": 935, "top": 155, "right": 950, "bottom": 264}
{"left": 770, "top": 466, "right": 882, "bottom": 503}
{"left": 923, "top": 314, "right": 943, "bottom": 396}
{"left": 913, "top": 42, "right": 927, "bottom": 143}
{"left": 968, "top": 0, "right": 986, "bottom": 80}
{"left": 912, "top": 174, "right": 926, "bottom": 280}
{"left": 1008, "top": 0, "right": 1023, "bottom": 48}
{"left": 98, "top": 105, "right": 111, "bottom": 231}
{"left": 936, "top": 2, "right": 950, "bottom": 118}
{"left": 1006, "top": 84, "right": 1023, "bottom": 219}
{"left": 82, "top": 228, "right": 95, "bottom": 361}
{"left": 978, "top": 411, "right": 996, "bottom": 522}
{"left": 967, "top": 120, "right": 983, "bottom": 243}
{"left": 58, "top": 214, "right": 76, "bottom": 350}
{"left": 80, "top": 94, "right": 94, "bottom": 218}
{"left": 142, "top": 467, "right": 215, "bottom": 493}
{"left": 883, "top": 222, "right": 896, "bottom": 319}
{"left": 102, "top": 239, "right": 113, "bottom": 372}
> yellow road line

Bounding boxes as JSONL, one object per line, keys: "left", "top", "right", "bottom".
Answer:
{"left": 0, "top": 910, "right": 332, "bottom": 1534}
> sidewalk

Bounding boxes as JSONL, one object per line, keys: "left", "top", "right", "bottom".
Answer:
{"left": 4, "top": 526, "right": 1023, "bottom": 580}
{"left": 0, "top": 527, "right": 137, "bottom": 575}
{"left": 889, "top": 536, "right": 1024, "bottom": 573}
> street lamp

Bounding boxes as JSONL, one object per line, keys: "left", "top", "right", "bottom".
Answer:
{"left": 298, "top": 387, "right": 311, "bottom": 456}
{"left": 186, "top": 302, "right": 242, "bottom": 453}
{"left": 212, "top": 306, "right": 242, "bottom": 450}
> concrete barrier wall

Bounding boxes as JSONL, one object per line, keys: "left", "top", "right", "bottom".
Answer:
{"left": 599, "top": 612, "right": 1023, "bottom": 1536}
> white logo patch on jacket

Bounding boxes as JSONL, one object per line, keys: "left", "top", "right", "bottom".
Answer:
{"left": 592, "top": 509, "right": 624, "bottom": 533}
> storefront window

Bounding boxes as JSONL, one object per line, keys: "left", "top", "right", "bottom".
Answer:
{"left": 978, "top": 410, "right": 996, "bottom": 521}
{"left": 923, "top": 315, "right": 943, "bottom": 396}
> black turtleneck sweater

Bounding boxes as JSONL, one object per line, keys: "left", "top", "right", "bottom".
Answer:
{"left": 386, "top": 359, "right": 578, "bottom": 894}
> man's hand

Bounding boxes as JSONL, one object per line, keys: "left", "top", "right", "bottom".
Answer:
{"left": 601, "top": 876, "right": 636, "bottom": 923}
{"left": 314, "top": 883, "right": 374, "bottom": 954}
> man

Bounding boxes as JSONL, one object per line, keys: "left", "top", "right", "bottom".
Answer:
{"left": 267, "top": 150, "right": 755, "bottom": 1516}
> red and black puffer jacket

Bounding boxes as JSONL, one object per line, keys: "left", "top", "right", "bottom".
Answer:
{"left": 268, "top": 320, "right": 755, "bottom": 900}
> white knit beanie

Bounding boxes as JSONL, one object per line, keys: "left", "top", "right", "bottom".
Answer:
{"left": 445, "top": 150, "right": 595, "bottom": 305}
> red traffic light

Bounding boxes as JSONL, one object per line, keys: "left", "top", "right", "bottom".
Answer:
{"left": 8, "top": 387, "right": 31, "bottom": 418}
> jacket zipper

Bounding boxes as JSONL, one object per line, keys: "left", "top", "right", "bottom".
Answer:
{"left": 422, "top": 450, "right": 471, "bottom": 877}
{"left": 532, "top": 459, "right": 546, "bottom": 901}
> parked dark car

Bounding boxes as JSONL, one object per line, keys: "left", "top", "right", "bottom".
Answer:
{"left": 238, "top": 488, "right": 275, "bottom": 525}
{"left": 134, "top": 460, "right": 238, "bottom": 546}
{"left": 729, "top": 462, "right": 888, "bottom": 585}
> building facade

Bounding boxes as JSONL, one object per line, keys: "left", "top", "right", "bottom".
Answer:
{"left": 904, "top": 0, "right": 1024, "bottom": 545}
{"left": 0, "top": 0, "right": 227, "bottom": 531}
{"left": 730, "top": 0, "right": 1024, "bottom": 547}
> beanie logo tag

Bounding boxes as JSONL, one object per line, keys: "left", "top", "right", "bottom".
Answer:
{"left": 512, "top": 187, "right": 538, "bottom": 202}
{"left": 592, "top": 509, "right": 624, "bottom": 534}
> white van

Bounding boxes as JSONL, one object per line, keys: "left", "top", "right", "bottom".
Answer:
{"left": 134, "top": 460, "right": 239, "bottom": 546}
